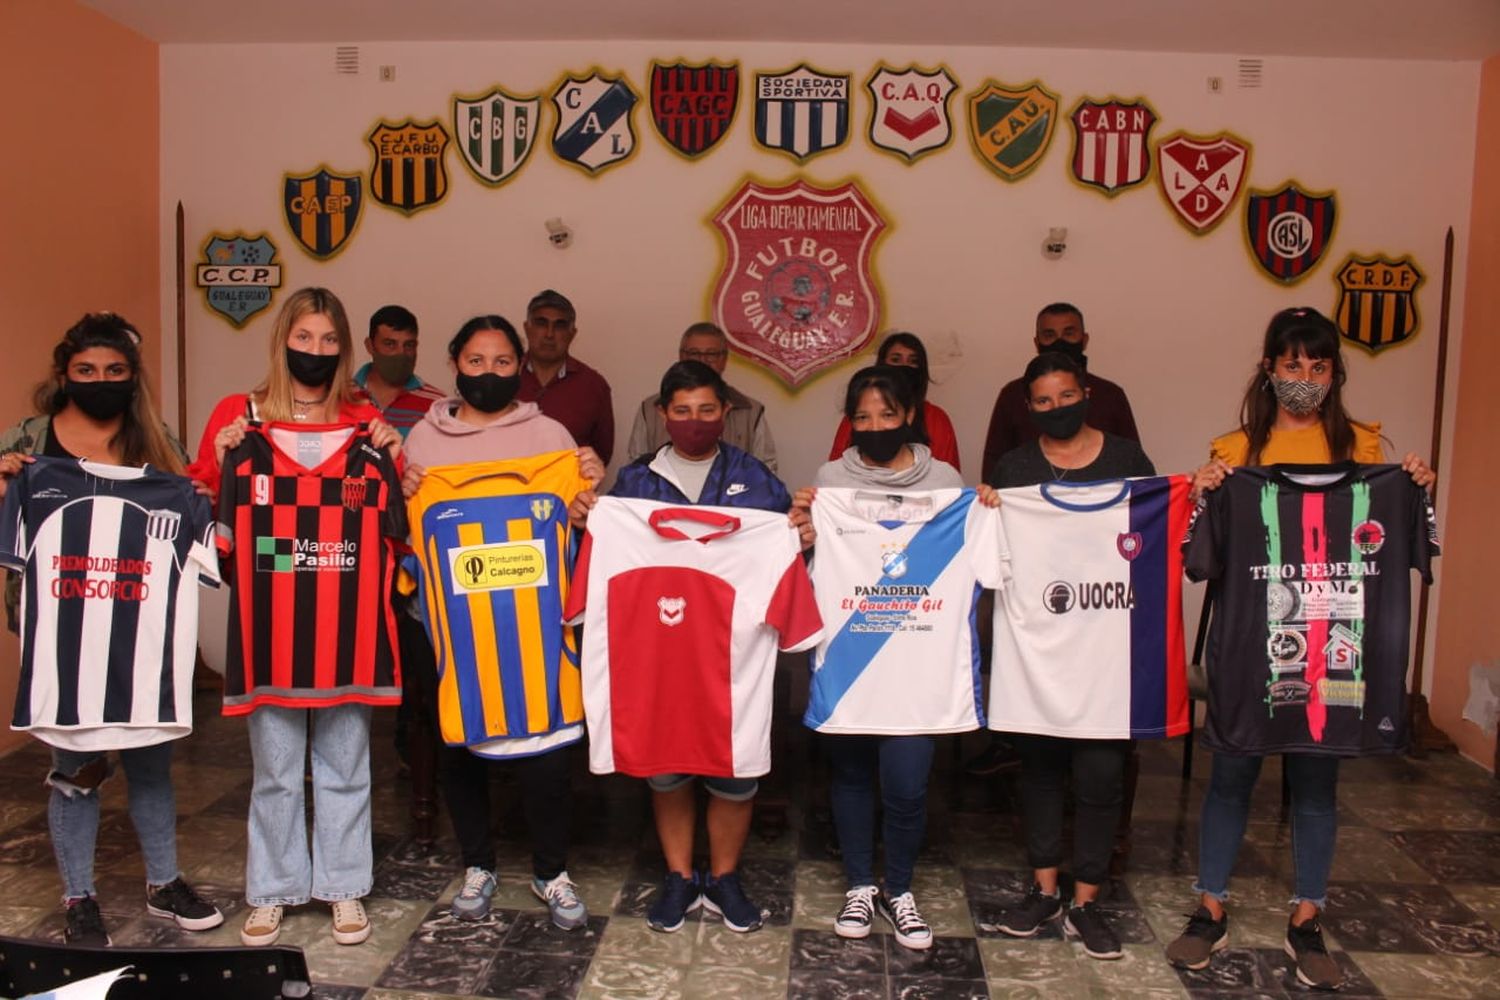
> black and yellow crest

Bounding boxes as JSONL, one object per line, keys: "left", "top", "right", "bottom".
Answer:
{"left": 1333, "top": 253, "right": 1424, "bottom": 354}
{"left": 367, "top": 119, "right": 450, "bottom": 215}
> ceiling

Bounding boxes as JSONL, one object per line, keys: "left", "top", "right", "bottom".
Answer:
{"left": 82, "top": 0, "right": 1500, "bottom": 60}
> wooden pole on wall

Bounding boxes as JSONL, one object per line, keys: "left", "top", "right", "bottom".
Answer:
{"left": 174, "top": 201, "right": 187, "bottom": 444}
{"left": 1408, "top": 226, "right": 1456, "bottom": 758}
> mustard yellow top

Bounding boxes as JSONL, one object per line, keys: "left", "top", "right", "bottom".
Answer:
{"left": 1209, "top": 421, "right": 1384, "bottom": 468}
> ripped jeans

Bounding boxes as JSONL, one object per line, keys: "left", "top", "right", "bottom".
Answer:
{"left": 48, "top": 742, "right": 180, "bottom": 902}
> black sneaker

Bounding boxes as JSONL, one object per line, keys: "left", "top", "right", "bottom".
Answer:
{"left": 835, "top": 884, "right": 879, "bottom": 939}
{"left": 963, "top": 738, "right": 1021, "bottom": 776}
{"left": 64, "top": 895, "right": 111, "bottom": 947}
{"left": 1165, "top": 906, "right": 1229, "bottom": 970}
{"left": 997, "top": 883, "right": 1063, "bottom": 937}
{"left": 701, "top": 871, "right": 763, "bottom": 933}
{"left": 877, "top": 891, "right": 933, "bottom": 951}
{"left": 146, "top": 877, "right": 225, "bottom": 932}
{"left": 1064, "top": 901, "right": 1123, "bottom": 960}
{"left": 646, "top": 871, "right": 701, "bottom": 933}
{"left": 1284, "top": 917, "right": 1343, "bottom": 990}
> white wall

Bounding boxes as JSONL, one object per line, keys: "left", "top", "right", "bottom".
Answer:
{"left": 160, "top": 40, "right": 1478, "bottom": 679}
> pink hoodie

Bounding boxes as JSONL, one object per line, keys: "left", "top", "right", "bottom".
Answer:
{"left": 404, "top": 398, "right": 577, "bottom": 470}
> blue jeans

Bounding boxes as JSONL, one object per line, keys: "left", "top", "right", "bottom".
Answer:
{"left": 245, "top": 704, "right": 372, "bottom": 906}
{"left": 1195, "top": 753, "right": 1340, "bottom": 909}
{"left": 826, "top": 735, "right": 934, "bottom": 897}
{"left": 48, "top": 742, "right": 179, "bottom": 901}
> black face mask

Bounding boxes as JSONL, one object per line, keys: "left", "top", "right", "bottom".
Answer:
{"left": 455, "top": 372, "right": 521, "bottom": 413}
{"left": 66, "top": 379, "right": 135, "bottom": 420}
{"left": 1039, "top": 340, "right": 1087, "bottom": 367}
{"left": 1029, "top": 399, "right": 1090, "bottom": 440}
{"left": 285, "top": 347, "right": 340, "bottom": 388}
{"left": 850, "top": 423, "right": 912, "bottom": 463}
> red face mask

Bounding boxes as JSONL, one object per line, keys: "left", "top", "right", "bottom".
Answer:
{"left": 664, "top": 416, "right": 724, "bottom": 456}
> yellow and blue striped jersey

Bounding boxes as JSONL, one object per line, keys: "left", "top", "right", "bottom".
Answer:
{"left": 403, "top": 451, "right": 590, "bottom": 758}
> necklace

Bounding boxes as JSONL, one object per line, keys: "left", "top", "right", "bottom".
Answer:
{"left": 291, "top": 395, "right": 327, "bottom": 422}
{"left": 1046, "top": 459, "right": 1069, "bottom": 482}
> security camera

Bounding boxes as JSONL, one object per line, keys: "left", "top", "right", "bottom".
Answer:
{"left": 545, "top": 217, "right": 572, "bottom": 250}
{"left": 1042, "top": 227, "right": 1068, "bottom": 260}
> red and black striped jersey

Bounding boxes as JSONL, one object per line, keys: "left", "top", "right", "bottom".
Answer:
{"left": 216, "top": 422, "right": 405, "bottom": 714}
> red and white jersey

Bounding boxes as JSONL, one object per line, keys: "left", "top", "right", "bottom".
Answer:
{"left": 806, "top": 488, "right": 1003, "bottom": 735}
{"left": 988, "top": 476, "right": 1192, "bottom": 740}
{"left": 565, "top": 498, "right": 822, "bottom": 778}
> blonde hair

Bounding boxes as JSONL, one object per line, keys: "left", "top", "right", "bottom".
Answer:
{"left": 255, "top": 287, "right": 360, "bottom": 422}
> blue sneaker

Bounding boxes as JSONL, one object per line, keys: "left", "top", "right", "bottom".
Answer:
{"left": 451, "top": 866, "right": 496, "bottom": 921}
{"left": 646, "top": 871, "right": 702, "bottom": 932}
{"left": 531, "top": 871, "right": 588, "bottom": 931}
{"left": 701, "top": 871, "right": 763, "bottom": 933}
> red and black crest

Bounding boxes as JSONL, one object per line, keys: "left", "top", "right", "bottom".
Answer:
{"left": 341, "top": 477, "right": 368, "bottom": 511}
{"left": 1244, "top": 182, "right": 1337, "bottom": 285}
{"left": 650, "top": 61, "right": 739, "bottom": 159}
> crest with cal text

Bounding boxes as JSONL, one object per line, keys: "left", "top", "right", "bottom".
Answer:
{"left": 753, "top": 64, "right": 851, "bottom": 162}
{"left": 1333, "top": 253, "right": 1424, "bottom": 353}
{"left": 650, "top": 60, "right": 739, "bottom": 159}
{"left": 551, "top": 70, "right": 639, "bottom": 174}
{"left": 1244, "top": 182, "right": 1337, "bottom": 285}
{"left": 195, "top": 233, "right": 282, "bottom": 328}
{"left": 367, "top": 119, "right": 451, "bottom": 214}
{"left": 1068, "top": 97, "right": 1158, "bottom": 196}
{"left": 283, "top": 167, "right": 363, "bottom": 260}
{"left": 966, "top": 79, "right": 1059, "bottom": 181}
{"left": 865, "top": 64, "right": 958, "bottom": 163}
{"left": 710, "top": 177, "right": 888, "bottom": 386}
{"left": 1156, "top": 131, "right": 1252, "bottom": 235}
{"left": 452, "top": 86, "right": 541, "bottom": 187}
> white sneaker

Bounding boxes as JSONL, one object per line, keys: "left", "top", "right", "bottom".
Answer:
{"left": 330, "top": 898, "right": 371, "bottom": 945}
{"left": 240, "top": 904, "right": 282, "bottom": 947}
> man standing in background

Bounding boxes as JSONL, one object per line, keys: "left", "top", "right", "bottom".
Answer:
{"left": 518, "top": 289, "right": 615, "bottom": 466}
{"left": 626, "top": 322, "right": 777, "bottom": 471}
{"left": 354, "top": 304, "right": 445, "bottom": 437}
{"left": 980, "top": 302, "right": 1139, "bottom": 481}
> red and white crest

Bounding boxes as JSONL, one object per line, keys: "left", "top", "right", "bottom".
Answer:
{"left": 1068, "top": 97, "right": 1158, "bottom": 196}
{"left": 710, "top": 177, "right": 887, "bottom": 386}
{"left": 1156, "top": 131, "right": 1252, "bottom": 235}
{"left": 865, "top": 64, "right": 958, "bottom": 163}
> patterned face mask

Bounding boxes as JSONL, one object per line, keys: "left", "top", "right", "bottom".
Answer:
{"left": 1270, "top": 375, "right": 1330, "bottom": 415}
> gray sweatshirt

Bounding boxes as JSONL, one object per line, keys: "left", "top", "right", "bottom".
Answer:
{"left": 812, "top": 444, "right": 963, "bottom": 490}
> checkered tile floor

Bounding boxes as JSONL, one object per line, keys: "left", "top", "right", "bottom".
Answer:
{"left": 0, "top": 689, "right": 1497, "bottom": 999}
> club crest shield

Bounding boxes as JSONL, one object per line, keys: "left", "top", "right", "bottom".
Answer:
{"left": 367, "top": 119, "right": 450, "bottom": 214}
{"left": 1243, "top": 182, "right": 1337, "bottom": 285}
{"left": 1068, "top": 97, "right": 1158, "bottom": 196}
{"left": 551, "top": 70, "right": 639, "bottom": 174}
{"left": 282, "top": 167, "right": 363, "bottom": 260}
{"left": 195, "top": 232, "right": 282, "bottom": 328}
{"left": 1334, "top": 253, "right": 1424, "bottom": 353}
{"left": 865, "top": 64, "right": 958, "bottom": 163}
{"left": 966, "top": 79, "right": 1059, "bottom": 181}
{"left": 650, "top": 60, "right": 739, "bottom": 159}
{"left": 146, "top": 509, "right": 182, "bottom": 543}
{"left": 1156, "top": 131, "right": 1252, "bottom": 234}
{"left": 710, "top": 177, "right": 887, "bottom": 386}
{"left": 452, "top": 86, "right": 541, "bottom": 187}
{"left": 531, "top": 498, "right": 554, "bottom": 521}
{"left": 753, "top": 64, "right": 851, "bottom": 162}
{"left": 341, "top": 477, "right": 368, "bottom": 512}
{"left": 1117, "top": 532, "right": 1144, "bottom": 562}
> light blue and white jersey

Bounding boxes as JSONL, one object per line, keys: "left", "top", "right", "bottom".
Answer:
{"left": 804, "top": 487, "right": 1003, "bottom": 735}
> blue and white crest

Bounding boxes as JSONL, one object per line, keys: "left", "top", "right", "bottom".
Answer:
{"left": 754, "top": 63, "right": 851, "bottom": 162}
{"left": 196, "top": 233, "right": 282, "bottom": 327}
{"left": 551, "top": 70, "right": 639, "bottom": 174}
{"left": 881, "top": 548, "right": 909, "bottom": 579}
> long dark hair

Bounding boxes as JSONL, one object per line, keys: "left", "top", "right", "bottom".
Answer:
{"left": 875, "top": 331, "right": 931, "bottom": 442}
{"left": 35, "top": 313, "right": 182, "bottom": 472}
{"left": 1237, "top": 307, "right": 1361, "bottom": 464}
{"left": 841, "top": 365, "right": 929, "bottom": 445}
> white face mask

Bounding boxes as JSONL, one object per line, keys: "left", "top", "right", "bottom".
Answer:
{"left": 1270, "top": 375, "right": 1330, "bottom": 415}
